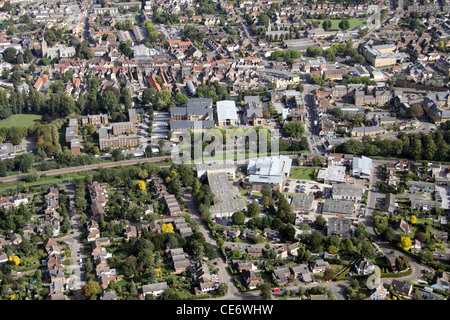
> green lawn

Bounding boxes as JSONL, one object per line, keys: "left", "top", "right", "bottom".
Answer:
{"left": 0, "top": 114, "right": 42, "bottom": 129}
{"left": 307, "top": 18, "right": 366, "bottom": 31}
{"left": 289, "top": 167, "right": 316, "bottom": 180}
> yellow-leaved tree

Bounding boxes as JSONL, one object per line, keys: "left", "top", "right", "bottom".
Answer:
{"left": 161, "top": 223, "right": 174, "bottom": 233}
{"left": 400, "top": 237, "right": 412, "bottom": 251}
{"left": 138, "top": 180, "right": 146, "bottom": 191}
{"left": 8, "top": 255, "right": 20, "bottom": 265}
{"left": 410, "top": 215, "right": 417, "bottom": 224}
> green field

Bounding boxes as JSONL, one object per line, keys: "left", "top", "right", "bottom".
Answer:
{"left": 307, "top": 18, "right": 366, "bottom": 31}
{"left": 289, "top": 167, "right": 316, "bottom": 180}
{"left": 0, "top": 114, "right": 42, "bottom": 129}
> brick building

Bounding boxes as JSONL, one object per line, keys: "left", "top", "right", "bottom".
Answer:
{"left": 99, "top": 134, "right": 138, "bottom": 150}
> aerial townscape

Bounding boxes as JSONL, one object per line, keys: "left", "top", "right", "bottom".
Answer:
{"left": 0, "top": 0, "right": 449, "bottom": 305}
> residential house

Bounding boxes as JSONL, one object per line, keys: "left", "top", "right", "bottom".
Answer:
{"left": 391, "top": 279, "right": 413, "bottom": 299}
{"left": 430, "top": 231, "right": 448, "bottom": 243}
{"left": 355, "top": 260, "right": 376, "bottom": 275}
{"left": 247, "top": 246, "right": 263, "bottom": 258}
{"left": 370, "top": 283, "right": 389, "bottom": 300}
{"left": 263, "top": 228, "right": 282, "bottom": 242}
{"left": 0, "top": 252, "right": 8, "bottom": 265}
{"left": 244, "top": 96, "right": 264, "bottom": 126}
{"left": 10, "top": 233, "right": 22, "bottom": 246}
{"left": 242, "top": 269, "right": 258, "bottom": 289}
{"left": 142, "top": 282, "right": 168, "bottom": 298}
{"left": 272, "top": 266, "right": 291, "bottom": 286}
{"left": 395, "top": 219, "right": 413, "bottom": 234}
{"left": 199, "top": 281, "right": 219, "bottom": 294}
{"left": 309, "top": 259, "right": 330, "bottom": 273}
{"left": 223, "top": 227, "right": 241, "bottom": 240}
{"left": 124, "top": 225, "right": 138, "bottom": 240}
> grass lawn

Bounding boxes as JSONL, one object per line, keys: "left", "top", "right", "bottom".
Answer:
{"left": 307, "top": 18, "right": 366, "bottom": 31}
{"left": 289, "top": 167, "right": 316, "bottom": 180}
{"left": 0, "top": 174, "right": 86, "bottom": 192}
{"left": 0, "top": 114, "right": 42, "bottom": 129}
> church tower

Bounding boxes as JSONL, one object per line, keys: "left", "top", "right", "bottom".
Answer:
{"left": 40, "top": 37, "right": 47, "bottom": 58}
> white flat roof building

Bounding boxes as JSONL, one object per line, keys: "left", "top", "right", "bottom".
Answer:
{"left": 216, "top": 100, "right": 239, "bottom": 126}
{"left": 353, "top": 156, "right": 373, "bottom": 178}
{"left": 317, "top": 165, "right": 346, "bottom": 184}
{"left": 247, "top": 155, "right": 292, "bottom": 177}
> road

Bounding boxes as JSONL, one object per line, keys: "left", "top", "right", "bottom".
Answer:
{"left": 0, "top": 156, "right": 171, "bottom": 183}
{"left": 182, "top": 187, "right": 261, "bottom": 300}
{"left": 362, "top": 160, "right": 434, "bottom": 285}
{"left": 56, "top": 182, "right": 86, "bottom": 300}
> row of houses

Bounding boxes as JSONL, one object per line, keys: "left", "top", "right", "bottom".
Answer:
{"left": 0, "top": 194, "right": 30, "bottom": 210}
{"left": 88, "top": 181, "right": 108, "bottom": 219}
{"left": 43, "top": 238, "right": 67, "bottom": 300}
{"left": 43, "top": 187, "right": 61, "bottom": 237}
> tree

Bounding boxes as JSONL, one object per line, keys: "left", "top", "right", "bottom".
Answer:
{"left": 8, "top": 255, "right": 20, "bottom": 265}
{"left": 77, "top": 40, "right": 94, "bottom": 60}
{"left": 138, "top": 180, "right": 146, "bottom": 191}
{"left": 360, "top": 240, "right": 376, "bottom": 259}
{"left": 282, "top": 121, "right": 305, "bottom": 139}
{"left": 410, "top": 215, "right": 417, "bottom": 224}
{"left": 313, "top": 156, "right": 324, "bottom": 166}
{"left": 322, "top": 20, "right": 332, "bottom": 31}
{"left": 81, "top": 280, "right": 101, "bottom": 299}
{"left": 339, "top": 20, "right": 350, "bottom": 31}
{"left": 99, "top": 90, "right": 118, "bottom": 114}
{"left": 259, "top": 282, "right": 272, "bottom": 300}
{"left": 257, "top": 14, "right": 270, "bottom": 27}
{"left": 145, "top": 145, "right": 154, "bottom": 158}
{"left": 400, "top": 237, "right": 412, "bottom": 251}
{"left": 323, "top": 268, "right": 335, "bottom": 281}
{"left": 310, "top": 230, "right": 324, "bottom": 252}
{"left": 407, "top": 104, "right": 423, "bottom": 118}
{"left": 395, "top": 256, "right": 410, "bottom": 271}
{"left": 216, "top": 283, "right": 228, "bottom": 296}
{"left": 313, "top": 215, "right": 326, "bottom": 230}
{"left": 309, "top": 73, "right": 324, "bottom": 85}
{"left": 248, "top": 202, "right": 260, "bottom": 218}
{"left": 15, "top": 153, "right": 33, "bottom": 173}
{"left": 161, "top": 223, "right": 175, "bottom": 233}
{"left": 3, "top": 47, "right": 17, "bottom": 64}
{"left": 119, "top": 41, "right": 133, "bottom": 58}
{"left": 120, "top": 87, "right": 132, "bottom": 109}
{"left": 232, "top": 211, "right": 245, "bottom": 225}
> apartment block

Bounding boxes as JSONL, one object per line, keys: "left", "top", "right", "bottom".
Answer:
{"left": 99, "top": 135, "right": 138, "bottom": 150}
{"left": 112, "top": 122, "right": 136, "bottom": 135}
{"left": 82, "top": 114, "right": 109, "bottom": 125}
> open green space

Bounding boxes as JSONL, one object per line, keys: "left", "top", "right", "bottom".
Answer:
{"left": 289, "top": 167, "right": 316, "bottom": 180}
{"left": 306, "top": 18, "right": 366, "bottom": 31}
{"left": 0, "top": 114, "right": 42, "bottom": 129}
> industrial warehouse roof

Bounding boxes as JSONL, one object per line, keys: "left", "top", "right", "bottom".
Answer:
{"left": 247, "top": 155, "right": 292, "bottom": 177}
{"left": 216, "top": 100, "right": 238, "bottom": 122}
{"left": 322, "top": 199, "right": 355, "bottom": 216}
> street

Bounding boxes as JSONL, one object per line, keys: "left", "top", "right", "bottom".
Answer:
{"left": 57, "top": 182, "right": 86, "bottom": 300}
